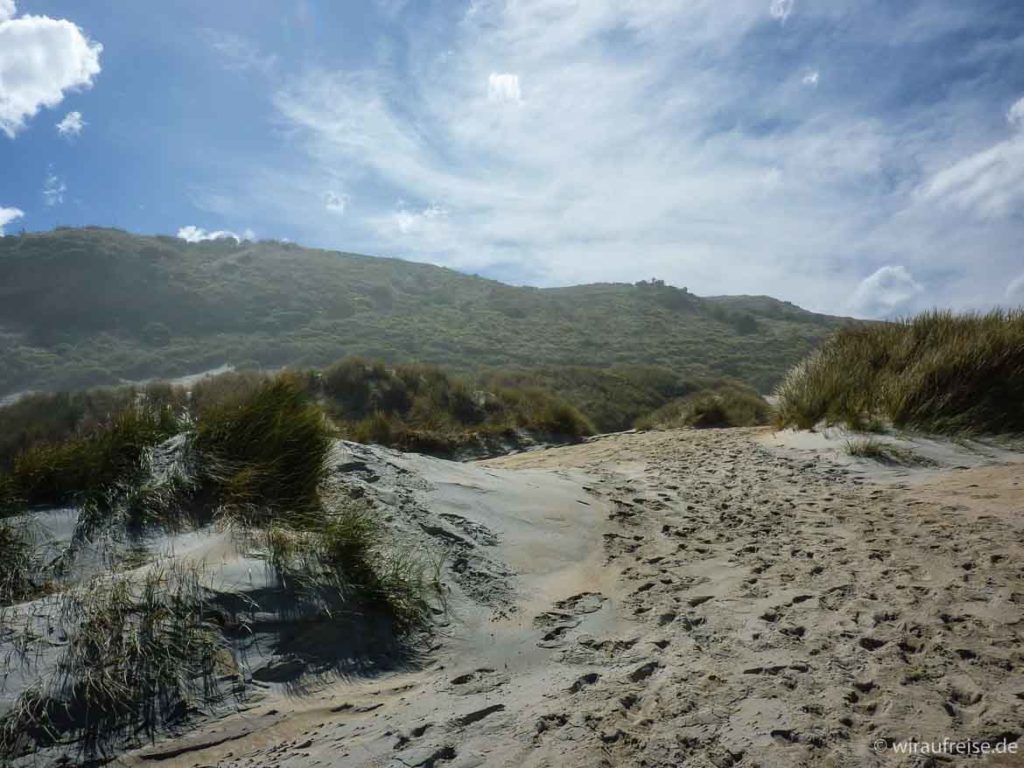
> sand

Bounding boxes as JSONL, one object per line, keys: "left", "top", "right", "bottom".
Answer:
{"left": 115, "top": 427, "right": 1023, "bottom": 768}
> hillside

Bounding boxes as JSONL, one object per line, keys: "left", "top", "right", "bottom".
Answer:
{"left": 0, "top": 228, "right": 849, "bottom": 397}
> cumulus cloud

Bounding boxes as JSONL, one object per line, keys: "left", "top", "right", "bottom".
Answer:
{"left": 0, "top": 4, "right": 102, "bottom": 138}
{"left": 850, "top": 266, "right": 924, "bottom": 318}
{"left": 42, "top": 171, "right": 66, "bottom": 207}
{"left": 0, "top": 205, "right": 23, "bottom": 234}
{"left": 770, "top": 0, "right": 794, "bottom": 23}
{"left": 55, "top": 110, "right": 84, "bottom": 137}
{"left": 918, "top": 97, "right": 1024, "bottom": 220}
{"left": 323, "top": 191, "right": 347, "bottom": 214}
{"left": 487, "top": 73, "right": 521, "bottom": 103}
{"left": 177, "top": 225, "right": 255, "bottom": 243}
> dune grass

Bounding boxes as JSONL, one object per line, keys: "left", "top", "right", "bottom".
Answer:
{"left": 774, "top": 310, "right": 1024, "bottom": 434}
{"left": 263, "top": 503, "right": 439, "bottom": 632}
{"left": 0, "top": 522, "right": 48, "bottom": 605}
{"left": 635, "top": 382, "right": 770, "bottom": 430}
{"left": 0, "top": 564, "right": 237, "bottom": 760}
{"left": 318, "top": 357, "right": 593, "bottom": 453}
{"left": 195, "top": 375, "right": 331, "bottom": 521}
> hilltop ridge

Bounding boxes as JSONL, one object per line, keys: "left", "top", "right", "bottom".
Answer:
{"left": 0, "top": 228, "right": 850, "bottom": 396}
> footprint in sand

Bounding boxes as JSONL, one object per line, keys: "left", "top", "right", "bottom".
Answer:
{"left": 449, "top": 668, "right": 509, "bottom": 695}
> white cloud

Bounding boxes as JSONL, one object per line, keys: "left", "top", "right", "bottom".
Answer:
{"left": 802, "top": 70, "right": 819, "bottom": 87}
{"left": 177, "top": 225, "right": 254, "bottom": 243}
{"left": 918, "top": 97, "right": 1024, "bottom": 220}
{"left": 42, "top": 171, "right": 66, "bottom": 207}
{"left": 770, "top": 0, "right": 794, "bottom": 23}
{"left": 850, "top": 266, "right": 924, "bottom": 318}
{"left": 55, "top": 109, "right": 84, "bottom": 137}
{"left": 0, "top": 205, "right": 23, "bottom": 234}
{"left": 0, "top": 5, "right": 102, "bottom": 138}
{"left": 324, "top": 191, "right": 348, "bottom": 214}
{"left": 487, "top": 73, "right": 521, "bottom": 103}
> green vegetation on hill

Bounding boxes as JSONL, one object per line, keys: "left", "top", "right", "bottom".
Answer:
{"left": 774, "top": 310, "right": 1024, "bottom": 434}
{"left": 0, "top": 228, "right": 848, "bottom": 397}
{"left": 636, "top": 382, "right": 770, "bottom": 430}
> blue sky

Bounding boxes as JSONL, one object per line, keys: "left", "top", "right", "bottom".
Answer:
{"left": 1, "top": 0, "right": 1023, "bottom": 317}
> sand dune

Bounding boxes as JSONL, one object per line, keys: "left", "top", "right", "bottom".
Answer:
{"left": 118, "top": 427, "right": 1023, "bottom": 768}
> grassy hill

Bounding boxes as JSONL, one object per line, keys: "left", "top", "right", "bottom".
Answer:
{"left": 0, "top": 227, "right": 850, "bottom": 397}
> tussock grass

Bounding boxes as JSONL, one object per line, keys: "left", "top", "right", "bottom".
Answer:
{"left": 774, "top": 310, "right": 1024, "bottom": 434}
{"left": 196, "top": 375, "right": 331, "bottom": 520}
{"left": 636, "top": 382, "right": 770, "bottom": 430}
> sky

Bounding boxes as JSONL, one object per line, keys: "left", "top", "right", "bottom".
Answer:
{"left": 1, "top": 0, "right": 1023, "bottom": 318}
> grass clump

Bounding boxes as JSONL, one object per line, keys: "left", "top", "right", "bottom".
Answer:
{"left": 774, "top": 310, "right": 1024, "bottom": 435}
{"left": 636, "top": 382, "right": 770, "bottom": 430}
{"left": 195, "top": 375, "right": 332, "bottom": 519}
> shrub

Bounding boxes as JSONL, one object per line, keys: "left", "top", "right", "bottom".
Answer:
{"left": 636, "top": 383, "right": 770, "bottom": 429}
{"left": 774, "top": 310, "right": 1024, "bottom": 434}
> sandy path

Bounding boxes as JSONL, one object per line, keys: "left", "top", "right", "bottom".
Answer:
{"left": 122, "top": 428, "right": 1024, "bottom": 768}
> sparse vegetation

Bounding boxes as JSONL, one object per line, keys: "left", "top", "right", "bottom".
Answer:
{"left": 844, "top": 438, "right": 929, "bottom": 466}
{"left": 774, "top": 310, "right": 1024, "bottom": 435}
{"left": 635, "top": 382, "right": 770, "bottom": 430}
{"left": 0, "top": 565, "right": 236, "bottom": 759}
{"left": 0, "top": 521, "right": 47, "bottom": 605}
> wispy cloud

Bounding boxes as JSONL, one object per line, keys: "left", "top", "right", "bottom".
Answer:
{"left": 198, "top": 0, "right": 1024, "bottom": 317}
{"left": 918, "top": 96, "right": 1024, "bottom": 220}
{"left": 42, "top": 170, "right": 66, "bottom": 207}
{"left": 0, "top": 3, "right": 102, "bottom": 138}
